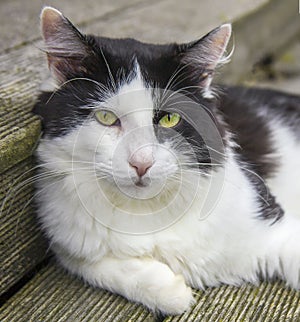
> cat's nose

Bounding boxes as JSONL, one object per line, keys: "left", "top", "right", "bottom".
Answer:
{"left": 129, "top": 160, "right": 153, "bottom": 177}
{"left": 129, "top": 155, "right": 154, "bottom": 177}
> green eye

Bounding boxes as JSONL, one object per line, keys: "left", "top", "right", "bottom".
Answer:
{"left": 159, "top": 112, "right": 181, "bottom": 128}
{"left": 95, "top": 110, "right": 119, "bottom": 126}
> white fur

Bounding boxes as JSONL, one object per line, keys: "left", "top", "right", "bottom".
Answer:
{"left": 266, "top": 120, "right": 300, "bottom": 217}
{"left": 36, "top": 71, "right": 300, "bottom": 315}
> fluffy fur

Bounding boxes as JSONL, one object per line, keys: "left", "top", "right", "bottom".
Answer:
{"left": 33, "top": 7, "right": 300, "bottom": 315}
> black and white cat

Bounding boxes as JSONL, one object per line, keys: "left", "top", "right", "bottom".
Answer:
{"left": 33, "top": 7, "right": 300, "bottom": 315}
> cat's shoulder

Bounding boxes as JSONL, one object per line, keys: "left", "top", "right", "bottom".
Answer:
{"left": 220, "top": 85, "right": 300, "bottom": 119}
{"left": 217, "top": 86, "right": 300, "bottom": 179}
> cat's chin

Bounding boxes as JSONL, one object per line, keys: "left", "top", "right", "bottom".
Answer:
{"left": 116, "top": 178, "right": 166, "bottom": 200}
{"left": 99, "top": 174, "right": 174, "bottom": 201}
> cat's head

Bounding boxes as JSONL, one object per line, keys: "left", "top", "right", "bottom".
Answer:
{"left": 34, "top": 7, "right": 230, "bottom": 216}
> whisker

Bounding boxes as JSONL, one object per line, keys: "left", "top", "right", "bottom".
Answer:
{"left": 180, "top": 162, "right": 222, "bottom": 167}
{"left": 99, "top": 48, "right": 118, "bottom": 93}
{"left": 161, "top": 84, "right": 200, "bottom": 108}
{"left": 160, "top": 64, "right": 191, "bottom": 104}
{"left": 13, "top": 175, "right": 67, "bottom": 238}
{"left": 239, "top": 165, "right": 270, "bottom": 206}
{"left": 45, "top": 77, "right": 107, "bottom": 105}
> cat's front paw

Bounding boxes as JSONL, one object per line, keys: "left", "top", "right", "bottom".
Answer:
{"left": 140, "top": 265, "right": 194, "bottom": 315}
{"left": 155, "top": 274, "right": 194, "bottom": 315}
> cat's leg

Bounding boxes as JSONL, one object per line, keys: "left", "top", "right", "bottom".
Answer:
{"left": 59, "top": 255, "right": 194, "bottom": 315}
{"left": 262, "top": 215, "right": 300, "bottom": 288}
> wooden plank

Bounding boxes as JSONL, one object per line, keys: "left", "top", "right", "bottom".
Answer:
{"left": 219, "top": 0, "right": 300, "bottom": 84}
{"left": 79, "top": 0, "right": 268, "bottom": 43}
{"left": 1, "top": 261, "right": 300, "bottom": 321}
{"left": 0, "top": 119, "right": 41, "bottom": 173}
{"left": 0, "top": 158, "right": 48, "bottom": 295}
{"left": 0, "top": 0, "right": 268, "bottom": 53}
{"left": 0, "top": 0, "right": 147, "bottom": 53}
{"left": 0, "top": 262, "right": 153, "bottom": 322}
{"left": 166, "top": 281, "right": 300, "bottom": 321}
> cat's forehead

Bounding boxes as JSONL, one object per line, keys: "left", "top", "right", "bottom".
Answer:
{"left": 92, "top": 36, "right": 181, "bottom": 92}
{"left": 94, "top": 36, "right": 176, "bottom": 60}
{"left": 104, "top": 63, "right": 154, "bottom": 124}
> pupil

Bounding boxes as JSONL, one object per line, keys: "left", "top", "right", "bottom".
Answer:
{"left": 167, "top": 113, "right": 171, "bottom": 122}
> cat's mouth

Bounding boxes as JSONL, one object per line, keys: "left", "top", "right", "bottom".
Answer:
{"left": 134, "top": 179, "right": 148, "bottom": 187}
{"left": 109, "top": 174, "right": 167, "bottom": 200}
{"left": 133, "top": 177, "right": 151, "bottom": 188}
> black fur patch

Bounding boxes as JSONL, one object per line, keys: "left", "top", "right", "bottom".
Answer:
{"left": 219, "top": 86, "right": 300, "bottom": 179}
{"left": 153, "top": 97, "right": 225, "bottom": 171}
{"left": 240, "top": 162, "right": 284, "bottom": 224}
{"left": 217, "top": 86, "right": 300, "bottom": 223}
{"left": 33, "top": 83, "right": 94, "bottom": 137}
{"left": 219, "top": 87, "right": 278, "bottom": 179}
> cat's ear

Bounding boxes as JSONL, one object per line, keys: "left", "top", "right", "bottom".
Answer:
{"left": 180, "top": 24, "right": 232, "bottom": 97}
{"left": 40, "top": 7, "right": 91, "bottom": 83}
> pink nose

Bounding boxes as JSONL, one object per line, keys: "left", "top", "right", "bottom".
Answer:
{"left": 129, "top": 147, "right": 154, "bottom": 177}
{"left": 129, "top": 159, "right": 154, "bottom": 177}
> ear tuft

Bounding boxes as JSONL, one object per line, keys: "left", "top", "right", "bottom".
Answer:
{"left": 210, "top": 24, "right": 232, "bottom": 66}
{"left": 40, "top": 7, "right": 89, "bottom": 83}
{"left": 41, "top": 7, "right": 64, "bottom": 41}
{"left": 181, "top": 23, "right": 232, "bottom": 98}
{"left": 183, "top": 24, "right": 232, "bottom": 69}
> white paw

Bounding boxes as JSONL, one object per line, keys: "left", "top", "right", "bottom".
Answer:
{"left": 139, "top": 264, "right": 194, "bottom": 315}
{"left": 155, "top": 274, "right": 194, "bottom": 315}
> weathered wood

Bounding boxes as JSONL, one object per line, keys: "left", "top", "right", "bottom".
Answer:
{"left": 166, "top": 281, "right": 300, "bottom": 322}
{"left": 219, "top": 0, "right": 300, "bottom": 84}
{"left": 0, "top": 0, "right": 268, "bottom": 53}
{"left": 0, "top": 0, "right": 146, "bottom": 53}
{"left": 0, "top": 158, "right": 48, "bottom": 295}
{"left": 1, "top": 261, "right": 300, "bottom": 321}
{"left": 0, "top": 262, "right": 153, "bottom": 322}
{"left": 79, "top": 0, "right": 268, "bottom": 43}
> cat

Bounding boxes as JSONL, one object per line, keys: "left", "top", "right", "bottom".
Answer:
{"left": 33, "top": 6, "right": 300, "bottom": 316}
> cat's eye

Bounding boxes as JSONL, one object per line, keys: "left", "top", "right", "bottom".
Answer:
{"left": 159, "top": 112, "right": 181, "bottom": 128}
{"left": 95, "top": 110, "right": 119, "bottom": 126}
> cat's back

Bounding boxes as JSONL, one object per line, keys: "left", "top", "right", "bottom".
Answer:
{"left": 220, "top": 86, "right": 300, "bottom": 216}
{"left": 221, "top": 86, "right": 300, "bottom": 131}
